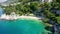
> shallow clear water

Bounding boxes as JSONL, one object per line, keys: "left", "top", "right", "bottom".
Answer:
{"left": 0, "top": 19, "right": 45, "bottom": 34}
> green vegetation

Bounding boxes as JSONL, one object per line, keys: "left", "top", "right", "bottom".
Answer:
{"left": 1, "top": 0, "right": 39, "bottom": 16}
{"left": 1, "top": 0, "right": 60, "bottom": 34}
{"left": 40, "top": 0, "right": 60, "bottom": 34}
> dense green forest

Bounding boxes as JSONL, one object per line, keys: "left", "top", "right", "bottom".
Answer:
{"left": 1, "top": 0, "right": 60, "bottom": 34}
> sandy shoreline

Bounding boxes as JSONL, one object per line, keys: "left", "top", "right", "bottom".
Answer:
{"left": 0, "top": 14, "right": 42, "bottom": 20}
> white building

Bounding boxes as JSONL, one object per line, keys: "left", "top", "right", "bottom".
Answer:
{"left": 40, "top": 0, "right": 52, "bottom": 2}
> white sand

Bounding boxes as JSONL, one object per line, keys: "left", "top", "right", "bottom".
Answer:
{"left": 0, "top": 14, "right": 42, "bottom": 20}
{"left": 0, "top": 0, "right": 7, "bottom": 3}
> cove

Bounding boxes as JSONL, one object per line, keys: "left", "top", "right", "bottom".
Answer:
{"left": 0, "top": 19, "right": 46, "bottom": 34}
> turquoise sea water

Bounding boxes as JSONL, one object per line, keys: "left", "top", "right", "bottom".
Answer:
{"left": 0, "top": 19, "right": 45, "bottom": 34}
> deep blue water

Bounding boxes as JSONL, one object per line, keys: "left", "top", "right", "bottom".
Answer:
{"left": 0, "top": 19, "right": 45, "bottom": 34}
